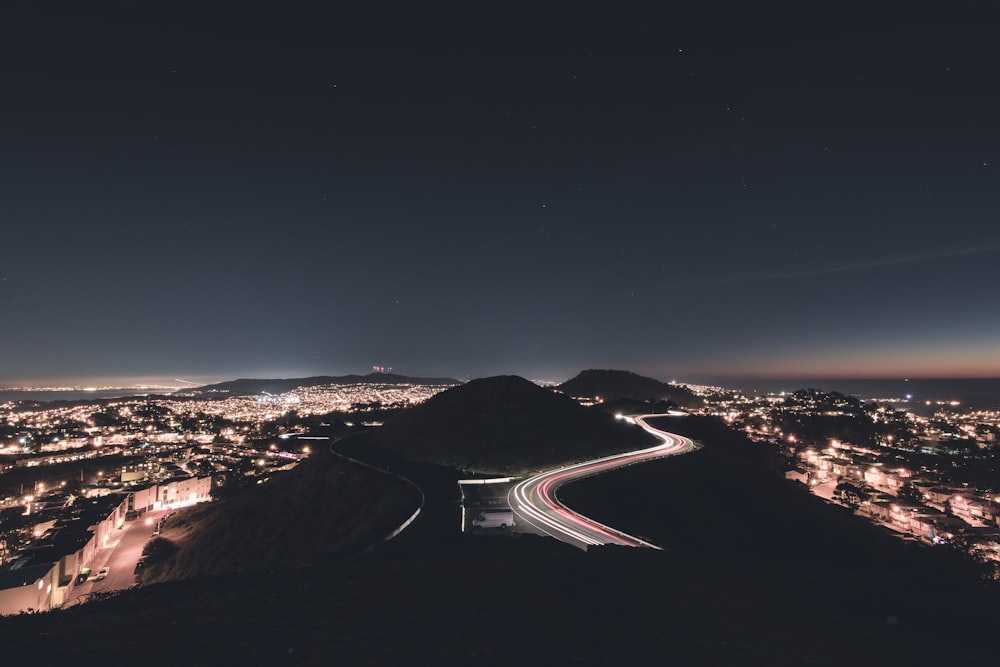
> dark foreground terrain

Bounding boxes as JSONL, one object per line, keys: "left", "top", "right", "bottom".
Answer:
{"left": 2, "top": 532, "right": 992, "bottom": 665}
{"left": 1, "top": 416, "right": 995, "bottom": 664}
{"left": 561, "top": 416, "right": 997, "bottom": 660}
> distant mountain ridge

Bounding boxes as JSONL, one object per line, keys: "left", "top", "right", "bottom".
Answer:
{"left": 369, "top": 375, "right": 655, "bottom": 473}
{"left": 183, "top": 373, "right": 461, "bottom": 396}
{"left": 558, "top": 369, "right": 703, "bottom": 408}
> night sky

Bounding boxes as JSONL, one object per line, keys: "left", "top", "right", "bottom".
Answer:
{"left": 2, "top": 2, "right": 999, "bottom": 386}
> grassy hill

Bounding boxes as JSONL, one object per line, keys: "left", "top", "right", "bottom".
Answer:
{"left": 4, "top": 403, "right": 997, "bottom": 664}
{"left": 138, "top": 447, "right": 422, "bottom": 584}
{"left": 559, "top": 415, "right": 995, "bottom": 643}
{"left": 558, "top": 369, "right": 703, "bottom": 408}
{"left": 1, "top": 416, "right": 996, "bottom": 664}
{"left": 2, "top": 529, "right": 995, "bottom": 664}
{"left": 367, "top": 375, "right": 656, "bottom": 473}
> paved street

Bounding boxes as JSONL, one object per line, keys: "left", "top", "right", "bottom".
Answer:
{"left": 70, "top": 508, "right": 172, "bottom": 604}
{"left": 508, "top": 415, "right": 695, "bottom": 549}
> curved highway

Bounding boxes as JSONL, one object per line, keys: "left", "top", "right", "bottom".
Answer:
{"left": 507, "top": 415, "right": 695, "bottom": 550}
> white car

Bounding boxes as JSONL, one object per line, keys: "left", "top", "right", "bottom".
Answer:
{"left": 472, "top": 511, "right": 515, "bottom": 529}
{"left": 95, "top": 567, "right": 110, "bottom": 581}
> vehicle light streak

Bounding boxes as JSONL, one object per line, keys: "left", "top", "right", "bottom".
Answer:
{"left": 507, "top": 415, "right": 695, "bottom": 550}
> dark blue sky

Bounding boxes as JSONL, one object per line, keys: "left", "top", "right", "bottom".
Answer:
{"left": 2, "top": 2, "right": 999, "bottom": 385}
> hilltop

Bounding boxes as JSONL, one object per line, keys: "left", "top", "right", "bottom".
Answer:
{"left": 181, "top": 373, "right": 460, "bottom": 396}
{"left": 558, "top": 369, "right": 703, "bottom": 408}
{"left": 137, "top": 446, "right": 421, "bottom": 584}
{"left": 367, "top": 375, "right": 656, "bottom": 473}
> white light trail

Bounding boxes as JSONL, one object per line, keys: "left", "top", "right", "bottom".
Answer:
{"left": 507, "top": 415, "right": 696, "bottom": 550}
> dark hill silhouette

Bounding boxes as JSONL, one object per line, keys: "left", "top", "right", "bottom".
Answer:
{"left": 183, "top": 373, "right": 460, "bottom": 396}
{"left": 369, "top": 375, "right": 656, "bottom": 473}
{"left": 560, "top": 415, "right": 995, "bottom": 649}
{"left": 558, "top": 369, "right": 703, "bottom": 408}
{"left": 139, "top": 447, "right": 421, "bottom": 584}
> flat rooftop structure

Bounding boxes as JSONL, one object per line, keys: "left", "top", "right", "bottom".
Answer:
{"left": 16, "top": 494, "right": 126, "bottom": 568}
{"left": 0, "top": 563, "right": 53, "bottom": 591}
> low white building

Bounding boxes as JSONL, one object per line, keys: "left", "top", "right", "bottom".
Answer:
{"left": 131, "top": 476, "right": 212, "bottom": 514}
{"left": 0, "top": 494, "right": 129, "bottom": 616}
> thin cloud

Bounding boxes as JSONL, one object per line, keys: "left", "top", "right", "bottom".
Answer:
{"left": 688, "top": 243, "right": 1000, "bottom": 288}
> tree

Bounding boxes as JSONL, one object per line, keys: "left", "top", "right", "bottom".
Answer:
{"left": 142, "top": 536, "right": 178, "bottom": 562}
{"left": 834, "top": 482, "right": 865, "bottom": 509}
{"left": 897, "top": 483, "right": 923, "bottom": 504}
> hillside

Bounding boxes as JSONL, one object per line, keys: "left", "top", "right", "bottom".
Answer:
{"left": 138, "top": 447, "right": 421, "bottom": 583}
{"left": 558, "top": 369, "right": 703, "bottom": 408}
{"left": 183, "top": 373, "right": 460, "bottom": 396}
{"left": 2, "top": 421, "right": 995, "bottom": 664}
{"left": 560, "top": 415, "right": 995, "bottom": 645}
{"left": 3, "top": 536, "right": 978, "bottom": 666}
{"left": 368, "top": 375, "right": 656, "bottom": 473}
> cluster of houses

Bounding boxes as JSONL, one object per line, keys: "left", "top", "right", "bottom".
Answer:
{"left": 786, "top": 443, "right": 1000, "bottom": 558}
{"left": 0, "top": 475, "right": 211, "bottom": 615}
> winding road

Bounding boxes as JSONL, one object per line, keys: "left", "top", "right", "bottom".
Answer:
{"left": 507, "top": 415, "right": 695, "bottom": 550}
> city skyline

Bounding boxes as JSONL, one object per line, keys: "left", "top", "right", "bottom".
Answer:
{"left": 2, "top": 3, "right": 999, "bottom": 385}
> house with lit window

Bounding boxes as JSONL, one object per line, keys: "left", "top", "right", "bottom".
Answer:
{"left": 130, "top": 476, "right": 212, "bottom": 514}
{"left": 0, "top": 494, "right": 128, "bottom": 616}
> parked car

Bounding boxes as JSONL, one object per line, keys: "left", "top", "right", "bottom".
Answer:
{"left": 472, "top": 510, "right": 515, "bottom": 529}
{"left": 95, "top": 567, "right": 110, "bottom": 581}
